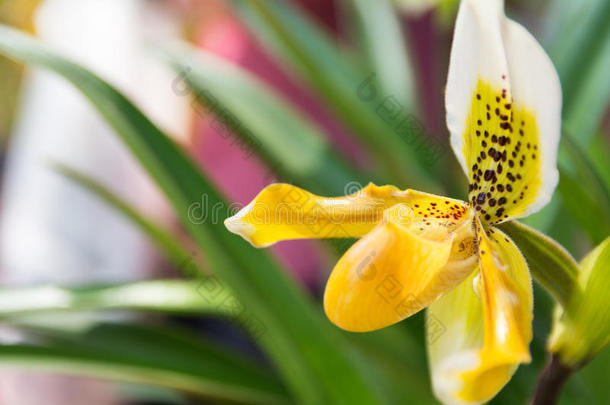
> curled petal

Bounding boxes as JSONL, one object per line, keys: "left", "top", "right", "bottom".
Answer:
{"left": 324, "top": 201, "right": 477, "bottom": 332}
{"left": 224, "top": 183, "right": 406, "bottom": 247}
{"left": 225, "top": 183, "right": 468, "bottom": 248}
{"left": 427, "top": 222, "right": 532, "bottom": 405}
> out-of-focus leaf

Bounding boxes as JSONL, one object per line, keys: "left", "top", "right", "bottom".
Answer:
{"left": 347, "top": 323, "right": 436, "bottom": 405}
{"left": 588, "top": 132, "right": 610, "bottom": 191}
{"left": 562, "top": 346, "right": 610, "bottom": 405}
{"left": 554, "top": 135, "right": 610, "bottom": 244}
{"left": 1, "top": 279, "right": 437, "bottom": 404}
{"left": 235, "top": 0, "right": 443, "bottom": 190}
{"left": 349, "top": 0, "right": 417, "bottom": 114}
{"left": 0, "top": 323, "right": 289, "bottom": 405}
{"left": 531, "top": 0, "right": 610, "bottom": 246}
{"left": 0, "top": 25, "right": 384, "bottom": 405}
{"left": 546, "top": 0, "right": 610, "bottom": 146}
{"left": 499, "top": 221, "right": 578, "bottom": 307}
{"left": 160, "top": 43, "right": 361, "bottom": 195}
{"left": 54, "top": 163, "right": 206, "bottom": 278}
{"left": 523, "top": 134, "right": 610, "bottom": 244}
{"left": 520, "top": 195, "right": 561, "bottom": 234}
{"left": 557, "top": 137, "right": 610, "bottom": 244}
{"left": 549, "top": 237, "right": 610, "bottom": 366}
{"left": 0, "top": 280, "right": 226, "bottom": 317}
{"left": 118, "top": 384, "right": 190, "bottom": 405}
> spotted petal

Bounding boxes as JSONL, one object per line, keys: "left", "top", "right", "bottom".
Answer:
{"left": 427, "top": 222, "right": 533, "bottom": 405}
{"left": 446, "top": 0, "right": 561, "bottom": 224}
{"left": 225, "top": 183, "right": 469, "bottom": 248}
{"left": 324, "top": 199, "right": 477, "bottom": 332}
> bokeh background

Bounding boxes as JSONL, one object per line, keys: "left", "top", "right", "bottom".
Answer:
{"left": 0, "top": 0, "right": 608, "bottom": 404}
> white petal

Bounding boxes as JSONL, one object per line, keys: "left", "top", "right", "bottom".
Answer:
{"left": 500, "top": 18, "right": 561, "bottom": 216}
{"left": 446, "top": 0, "right": 562, "bottom": 222}
{"left": 446, "top": 0, "right": 508, "bottom": 174}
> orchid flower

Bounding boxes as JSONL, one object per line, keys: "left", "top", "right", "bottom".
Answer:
{"left": 225, "top": 0, "right": 561, "bottom": 403}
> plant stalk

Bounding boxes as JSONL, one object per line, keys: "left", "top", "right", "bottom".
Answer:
{"left": 530, "top": 353, "right": 574, "bottom": 405}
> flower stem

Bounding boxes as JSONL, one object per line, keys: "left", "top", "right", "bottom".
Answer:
{"left": 530, "top": 354, "right": 574, "bottom": 405}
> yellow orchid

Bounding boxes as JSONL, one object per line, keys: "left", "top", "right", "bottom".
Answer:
{"left": 225, "top": 0, "right": 561, "bottom": 403}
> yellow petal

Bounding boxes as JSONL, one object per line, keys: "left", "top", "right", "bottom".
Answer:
{"left": 225, "top": 183, "right": 467, "bottom": 247}
{"left": 324, "top": 200, "right": 477, "bottom": 332}
{"left": 427, "top": 222, "right": 532, "bottom": 405}
{"left": 224, "top": 183, "right": 404, "bottom": 247}
{"left": 446, "top": 0, "right": 561, "bottom": 224}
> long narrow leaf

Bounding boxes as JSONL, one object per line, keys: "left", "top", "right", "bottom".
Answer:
{"left": 557, "top": 137, "right": 610, "bottom": 244}
{"left": 235, "top": 0, "right": 442, "bottom": 190}
{"left": 53, "top": 163, "right": 207, "bottom": 278}
{"left": 546, "top": 0, "right": 610, "bottom": 145}
{"left": 0, "top": 323, "right": 288, "bottom": 405}
{"left": 0, "top": 25, "right": 384, "bottom": 405}
{"left": 160, "top": 43, "right": 362, "bottom": 194}
{"left": 0, "top": 279, "right": 228, "bottom": 317}
{"left": 499, "top": 221, "right": 579, "bottom": 307}
{"left": 349, "top": 0, "right": 417, "bottom": 114}
{"left": 520, "top": 0, "right": 610, "bottom": 236}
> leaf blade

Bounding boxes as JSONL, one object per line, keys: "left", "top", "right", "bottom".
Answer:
{"left": 53, "top": 163, "right": 207, "bottom": 277}
{"left": 0, "top": 323, "right": 289, "bottom": 405}
{"left": 235, "top": 0, "right": 443, "bottom": 190}
{"left": 499, "top": 220, "right": 579, "bottom": 307}
{"left": 161, "top": 43, "right": 363, "bottom": 194}
{"left": 0, "top": 25, "right": 384, "bottom": 405}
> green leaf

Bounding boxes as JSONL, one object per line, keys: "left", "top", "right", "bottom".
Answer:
{"left": 524, "top": 0, "right": 610, "bottom": 237}
{"left": 160, "top": 43, "right": 362, "bottom": 195}
{"left": 546, "top": 0, "right": 610, "bottom": 146}
{"left": 557, "top": 171, "right": 610, "bottom": 244}
{"left": 588, "top": 132, "right": 610, "bottom": 192}
{"left": 0, "top": 279, "right": 436, "bottom": 404}
{"left": 0, "top": 280, "right": 228, "bottom": 317}
{"left": 0, "top": 323, "right": 289, "bottom": 405}
{"left": 234, "top": 0, "right": 442, "bottom": 190}
{"left": 555, "top": 136, "right": 610, "bottom": 244}
{"left": 549, "top": 237, "right": 610, "bottom": 366}
{"left": 348, "top": 0, "right": 417, "bottom": 114}
{"left": 563, "top": 346, "right": 610, "bottom": 404}
{"left": 499, "top": 221, "right": 579, "bottom": 307}
{"left": 347, "top": 324, "right": 436, "bottom": 405}
{"left": 523, "top": 136, "right": 610, "bottom": 246}
{"left": 53, "top": 163, "right": 207, "bottom": 278}
{"left": 0, "top": 25, "right": 384, "bottom": 405}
